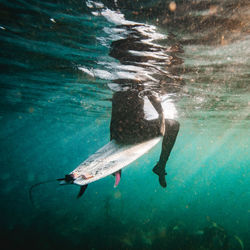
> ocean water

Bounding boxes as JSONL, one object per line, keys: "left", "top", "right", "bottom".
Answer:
{"left": 0, "top": 0, "right": 249, "bottom": 249}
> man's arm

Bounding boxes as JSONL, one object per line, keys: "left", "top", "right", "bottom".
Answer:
{"left": 147, "top": 94, "right": 165, "bottom": 135}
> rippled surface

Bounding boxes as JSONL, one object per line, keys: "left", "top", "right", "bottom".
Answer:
{"left": 0, "top": 0, "right": 249, "bottom": 249}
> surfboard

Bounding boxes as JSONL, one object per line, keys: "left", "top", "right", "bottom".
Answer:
{"left": 66, "top": 136, "right": 162, "bottom": 186}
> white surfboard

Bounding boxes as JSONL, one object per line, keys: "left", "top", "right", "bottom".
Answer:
{"left": 68, "top": 136, "right": 162, "bottom": 186}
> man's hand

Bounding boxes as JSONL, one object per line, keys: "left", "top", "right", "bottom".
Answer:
{"left": 147, "top": 93, "right": 165, "bottom": 135}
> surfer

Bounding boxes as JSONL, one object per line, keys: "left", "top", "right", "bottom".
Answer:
{"left": 110, "top": 88, "right": 179, "bottom": 187}
{"left": 108, "top": 23, "right": 183, "bottom": 188}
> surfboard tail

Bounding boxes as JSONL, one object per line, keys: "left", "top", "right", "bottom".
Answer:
{"left": 57, "top": 175, "right": 88, "bottom": 198}
{"left": 57, "top": 174, "right": 75, "bottom": 185}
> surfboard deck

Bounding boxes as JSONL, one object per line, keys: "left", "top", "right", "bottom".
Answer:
{"left": 68, "top": 136, "right": 162, "bottom": 186}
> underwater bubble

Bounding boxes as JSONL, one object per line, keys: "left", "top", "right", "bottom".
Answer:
{"left": 169, "top": 2, "right": 177, "bottom": 12}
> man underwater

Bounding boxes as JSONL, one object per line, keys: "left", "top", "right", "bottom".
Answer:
{"left": 59, "top": 86, "right": 180, "bottom": 193}
{"left": 110, "top": 87, "right": 179, "bottom": 188}
{"left": 108, "top": 22, "right": 183, "bottom": 188}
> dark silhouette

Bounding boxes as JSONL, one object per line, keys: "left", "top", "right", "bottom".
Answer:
{"left": 110, "top": 88, "right": 179, "bottom": 187}
{"left": 108, "top": 23, "right": 183, "bottom": 187}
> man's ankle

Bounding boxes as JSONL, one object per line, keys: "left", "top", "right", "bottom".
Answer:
{"left": 153, "top": 163, "right": 165, "bottom": 175}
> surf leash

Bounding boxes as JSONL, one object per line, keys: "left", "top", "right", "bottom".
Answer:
{"left": 29, "top": 179, "right": 58, "bottom": 207}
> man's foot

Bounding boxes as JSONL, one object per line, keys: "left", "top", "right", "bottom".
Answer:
{"left": 159, "top": 173, "right": 167, "bottom": 188}
{"left": 153, "top": 163, "right": 167, "bottom": 188}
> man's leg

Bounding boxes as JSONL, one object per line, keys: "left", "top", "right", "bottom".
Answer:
{"left": 153, "top": 119, "right": 180, "bottom": 187}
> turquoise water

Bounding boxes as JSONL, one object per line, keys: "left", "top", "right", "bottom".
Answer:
{"left": 0, "top": 0, "right": 249, "bottom": 249}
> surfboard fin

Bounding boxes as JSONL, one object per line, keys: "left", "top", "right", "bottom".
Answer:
{"left": 114, "top": 170, "right": 122, "bottom": 188}
{"left": 77, "top": 185, "right": 88, "bottom": 198}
